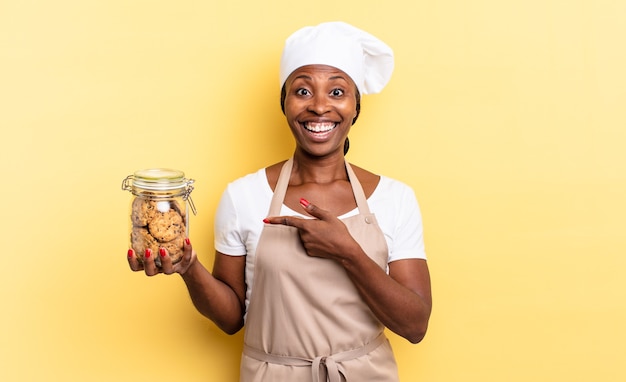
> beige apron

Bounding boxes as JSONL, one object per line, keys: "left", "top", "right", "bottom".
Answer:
{"left": 240, "top": 158, "right": 399, "bottom": 382}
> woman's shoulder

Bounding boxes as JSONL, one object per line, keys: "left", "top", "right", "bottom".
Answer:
{"left": 348, "top": 163, "right": 379, "bottom": 181}
{"left": 227, "top": 166, "right": 271, "bottom": 194}
{"left": 264, "top": 160, "right": 288, "bottom": 192}
{"left": 348, "top": 163, "right": 382, "bottom": 199}
{"left": 371, "top": 174, "right": 419, "bottom": 207}
{"left": 349, "top": 164, "right": 417, "bottom": 201}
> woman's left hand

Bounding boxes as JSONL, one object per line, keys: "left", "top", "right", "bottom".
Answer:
{"left": 263, "top": 198, "right": 359, "bottom": 261}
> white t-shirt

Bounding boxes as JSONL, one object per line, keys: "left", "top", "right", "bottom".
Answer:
{"left": 214, "top": 167, "right": 427, "bottom": 312}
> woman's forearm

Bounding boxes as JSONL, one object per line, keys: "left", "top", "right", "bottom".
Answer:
{"left": 340, "top": 251, "right": 432, "bottom": 344}
{"left": 180, "top": 261, "right": 245, "bottom": 334}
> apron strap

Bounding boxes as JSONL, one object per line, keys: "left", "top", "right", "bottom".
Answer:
{"left": 344, "top": 159, "right": 371, "bottom": 216}
{"left": 267, "top": 157, "right": 372, "bottom": 217}
{"left": 268, "top": 157, "right": 293, "bottom": 216}
{"left": 243, "top": 333, "right": 386, "bottom": 382}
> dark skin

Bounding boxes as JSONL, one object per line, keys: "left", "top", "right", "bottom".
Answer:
{"left": 128, "top": 64, "right": 432, "bottom": 343}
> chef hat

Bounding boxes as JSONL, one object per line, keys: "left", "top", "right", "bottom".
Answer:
{"left": 279, "top": 21, "right": 394, "bottom": 95}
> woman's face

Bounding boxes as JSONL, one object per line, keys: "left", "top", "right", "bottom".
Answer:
{"left": 283, "top": 65, "right": 358, "bottom": 158}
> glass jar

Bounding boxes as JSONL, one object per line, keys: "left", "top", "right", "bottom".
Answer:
{"left": 122, "top": 168, "right": 196, "bottom": 267}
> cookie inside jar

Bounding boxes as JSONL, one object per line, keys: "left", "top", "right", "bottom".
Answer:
{"left": 130, "top": 197, "right": 188, "bottom": 266}
{"left": 122, "top": 168, "right": 195, "bottom": 267}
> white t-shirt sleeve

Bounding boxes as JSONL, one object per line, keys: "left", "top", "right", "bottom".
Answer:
{"left": 214, "top": 170, "right": 272, "bottom": 257}
{"left": 389, "top": 182, "right": 427, "bottom": 262}
{"left": 371, "top": 177, "right": 427, "bottom": 262}
{"left": 214, "top": 185, "right": 247, "bottom": 256}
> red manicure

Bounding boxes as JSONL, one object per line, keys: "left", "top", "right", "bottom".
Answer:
{"left": 185, "top": 238, "right": 191, "bottom": 246}
{"left": 159, "top": 248, "right": 166, "bottom": 257}
{"left": 145, "top": 248, "right": 152, "bottom": 258}
{"left": 127, "top": 249, "right": 133, "bottom": 258}
{"left": 263, "top": 218, "right": 270, "bottom": 224}
{"left": 299, "top": 198, "right": 310, "bottom": 208}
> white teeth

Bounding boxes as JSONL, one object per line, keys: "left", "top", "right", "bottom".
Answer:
{"left": 305, "top": 122, "right": 335, "bottom": 132}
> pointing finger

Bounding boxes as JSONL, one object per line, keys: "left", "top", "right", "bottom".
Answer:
{"left": 263, "top": 216, "right": 305, "bottom": 228}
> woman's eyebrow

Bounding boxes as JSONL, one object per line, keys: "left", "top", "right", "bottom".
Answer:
{"left": 292, "top": 74, "right": 348, "bottom": 81}
{"left": 293, "top": 74, "right": 312, "bottom": 81}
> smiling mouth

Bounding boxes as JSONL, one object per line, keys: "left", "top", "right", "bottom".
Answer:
{"left": 304, "top": 122, "right": 336, "bottom": 133}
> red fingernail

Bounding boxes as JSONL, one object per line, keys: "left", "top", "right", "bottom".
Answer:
{"left": 263, "top": 218, "right": 270, "bottom": 224}
{"left": 185, "top": 238, "right": 190, "bottom": 245}
{"left": 159, "top": 248, "right": 166, "bottom": 257}
{"left": 127, "top": 249, "right": 133, "bottom": 258}
{"left": 145, "top": 248, "right": 152, "bottom": 258}
{"left": 299, "top": 198, "right": 310, "bottom": 208}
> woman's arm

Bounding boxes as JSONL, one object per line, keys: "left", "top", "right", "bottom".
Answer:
{"left": 128, "top": 241, "right": 247, "bottom": 335}
{"left": 341, "top": 256, "right": 431, "bottom": 344}
{"left": 180, "top": 249, "right": 247, "bottom": 334}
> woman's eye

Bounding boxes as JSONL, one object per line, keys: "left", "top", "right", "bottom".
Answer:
{"left": 296, "top": 88, "right": 310, "bottom": 96}
{"left": 331, "top": 88, "right": 344, "bottom": 97}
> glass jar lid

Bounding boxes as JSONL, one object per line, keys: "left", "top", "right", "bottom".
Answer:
{"left": 131, "top": 168, "right": 187, "bottom": 191}
{"left": 121, "top": 168, "right": 197, "bottom": 214}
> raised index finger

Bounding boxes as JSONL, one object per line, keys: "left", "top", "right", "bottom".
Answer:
{"left": 263, "top": 215, "right": 306, "bottom": 228}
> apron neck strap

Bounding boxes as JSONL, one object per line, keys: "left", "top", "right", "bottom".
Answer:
{"left": 268, "top": 157, "right": 371, "bottom": 216}
{"left": 345, "top": 160, "right": 371, "bottom": 215}
{"left": 268, "top": 157, "right": 293, "bottom": 216}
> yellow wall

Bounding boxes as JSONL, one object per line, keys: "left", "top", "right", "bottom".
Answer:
{"left": 2, "top": 1, "right": 625, "bottom": 381}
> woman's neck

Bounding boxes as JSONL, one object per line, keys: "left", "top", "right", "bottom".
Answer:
{"left": 290, "top": 151, "right": 348, "bottom": 185}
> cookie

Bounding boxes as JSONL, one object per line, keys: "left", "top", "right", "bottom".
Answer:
{"left": 131, "top": 227, "right": 159, "bottom": 262}
{"left": 148, "top": 209, "right": 184, "bottom": 242}
{"left": 160, "top": 235, "right": 185, "bottom": 264}
{"left": 131, "top": 198, "right": 157, "bottom": 227}
{"left": 170, "top": 200, "right": 186, "bottom": 221}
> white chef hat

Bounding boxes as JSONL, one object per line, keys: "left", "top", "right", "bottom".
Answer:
{"left": 279, "top": 21, "right": 394, "bottom": 95}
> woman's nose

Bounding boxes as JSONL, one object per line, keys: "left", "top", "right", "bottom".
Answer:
{"left": 308, "top": 94, "right": 330, "bottom": 115}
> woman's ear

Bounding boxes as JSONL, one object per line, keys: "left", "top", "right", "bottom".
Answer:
{"left": 352, "top": 90, "right": 361, "bottom": 125}
{"left": 280, "top": 84, "right": 287, "bottom": 114}
{"left": 352, "top": 104, "right": 360, "bottom": 125}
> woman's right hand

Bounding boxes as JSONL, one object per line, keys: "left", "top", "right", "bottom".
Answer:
{"left": 127, "top": 237, "right": 197, "bottom": 276}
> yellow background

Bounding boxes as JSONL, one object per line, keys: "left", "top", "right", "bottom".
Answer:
{"left": 1, "top": 1, "right": 625, "bottom": 381}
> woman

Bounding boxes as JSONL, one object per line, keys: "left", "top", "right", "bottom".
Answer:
{"left": 128, "top": 21, "right": 432, "bottom": 381}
